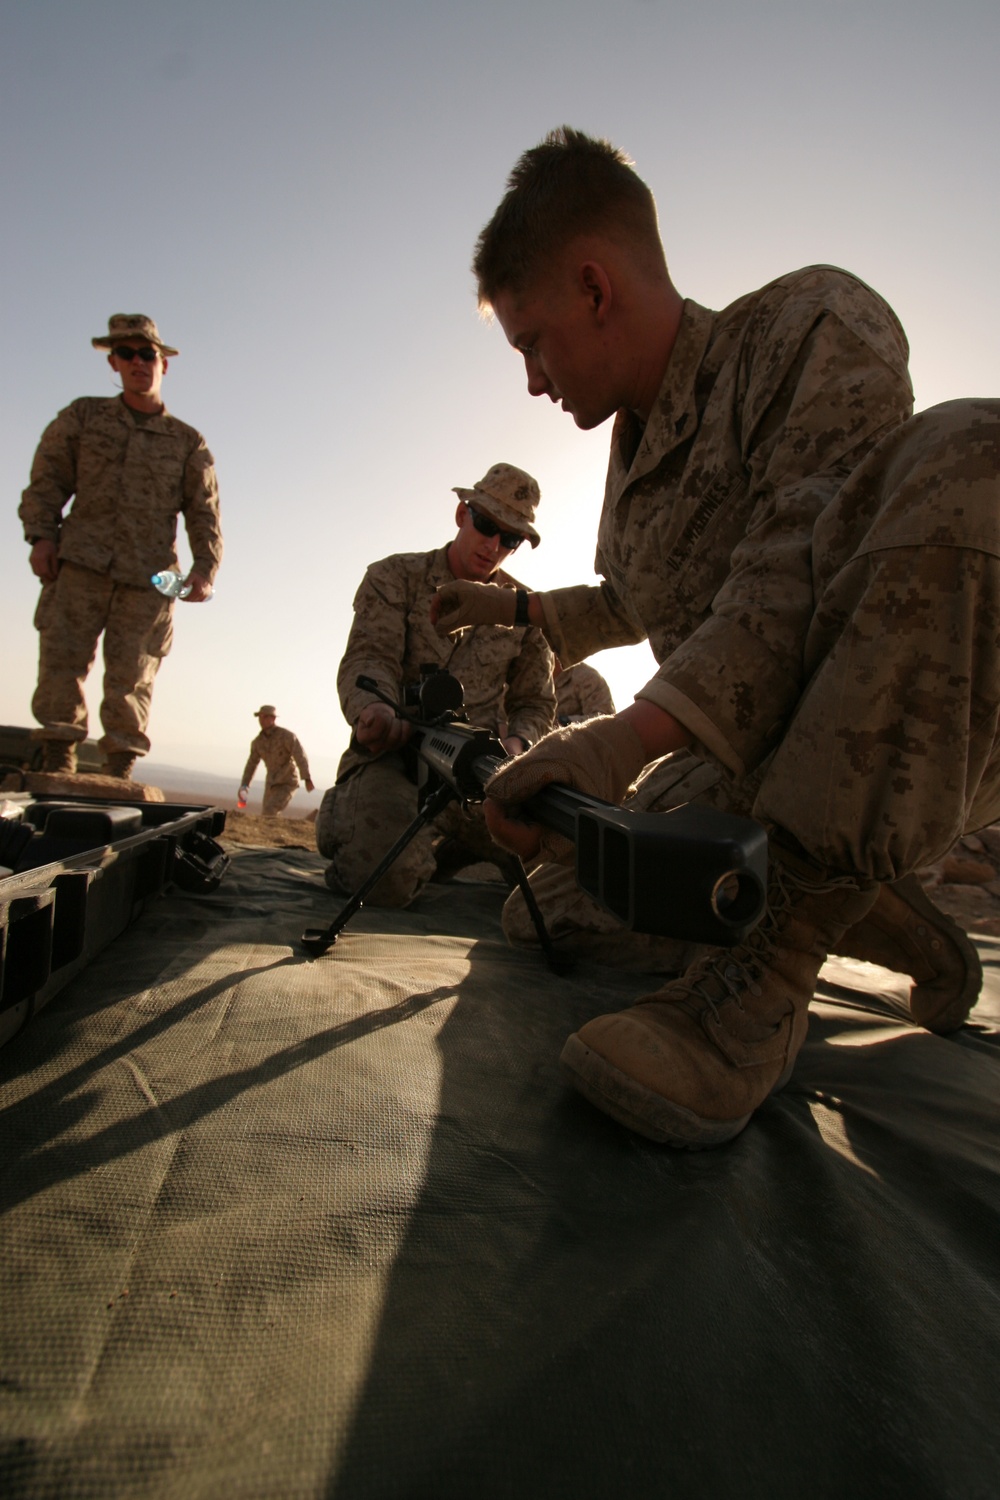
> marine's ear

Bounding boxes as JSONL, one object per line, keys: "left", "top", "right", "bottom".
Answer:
{"left": 578, "top": 260, "right": 613, "bottom": 323}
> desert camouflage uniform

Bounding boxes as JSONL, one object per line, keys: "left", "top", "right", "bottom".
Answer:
{"left": 20, "top": 396, "right": 222, "bottom": 757}
{"left": 318, "top": 546, "right": 555, "bottom": 906}
{"left": 242, "top": 726, "right": 312, "bottom": 817}
{"left": 509, "top": 266, "right": 1000, "bottom": 945}
{"left": 556, "top": 661, "right": 615, "bottom": 723}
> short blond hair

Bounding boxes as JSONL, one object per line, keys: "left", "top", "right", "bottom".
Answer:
{"left": 473, "top": 126, "right": 664, "bottom": 309}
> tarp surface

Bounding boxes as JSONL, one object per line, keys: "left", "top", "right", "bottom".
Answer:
{"left": 2, "top": 846, "right": 999, "bottom": 1499}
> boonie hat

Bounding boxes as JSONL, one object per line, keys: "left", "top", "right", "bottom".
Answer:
{"left": 92, "top": 314, "right": 179, "bottom": 356}
{"left": 453, "top": 463, "right": 541, "bottom": 548}
{"left": 255, "top": 705, "right": 277, "bottom": 717}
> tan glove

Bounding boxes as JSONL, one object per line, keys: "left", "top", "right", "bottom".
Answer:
{"left": 484, "top": 715, "right": 648, "bottom": 862}
{"left": 431, "top": 580, "right": 516, "bottom": 635}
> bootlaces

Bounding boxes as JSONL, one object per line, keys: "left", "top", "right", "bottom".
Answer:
{"left": 670, "top": 859, "right": 864, "bottom": 1025}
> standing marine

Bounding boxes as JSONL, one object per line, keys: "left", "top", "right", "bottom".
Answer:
{"left": 18, "top": 314, "right": 223, "bottom": 779}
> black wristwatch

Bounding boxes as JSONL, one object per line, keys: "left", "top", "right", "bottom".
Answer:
{"left": 514, "top": 589, "right": 531, "bottom": 627}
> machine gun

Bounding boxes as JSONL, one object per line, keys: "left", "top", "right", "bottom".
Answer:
{"left": 301, "top": 669, "right": 768, "bottom": 963}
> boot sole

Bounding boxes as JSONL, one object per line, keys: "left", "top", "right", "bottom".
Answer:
{"left": 892, "top": 874, "right": 983, "bottom": 1034}
{"left": 560, "top": 1033, "right": 752, "bottom": 1148}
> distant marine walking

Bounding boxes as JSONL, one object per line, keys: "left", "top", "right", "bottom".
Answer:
{"left": 239, "top": 706, "right": 315, "bottom": 816}
{"left": 18, "top": 314, "right": 223, "bottom": 780}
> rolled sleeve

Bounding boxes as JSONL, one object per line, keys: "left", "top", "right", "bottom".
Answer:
{"left": 539, "top": 581, "right": 646, "bottom": 667}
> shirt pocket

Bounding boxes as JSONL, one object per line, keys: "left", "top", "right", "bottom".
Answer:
{"left": 449, "top": 629, "right": 518, "bottom": 721}
{"left": 125, "top": 433, "right": 186, "bottom": 511}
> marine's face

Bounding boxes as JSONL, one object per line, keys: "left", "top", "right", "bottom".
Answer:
{"left": 257, "top": 714, "right": 277, "bottom": 731}
{"left": 108, "top": 341, "right": 167, "bottom": 404}
{"left": 492, "top": 270, "right": 619, "bottom": 432}
{"left": 449, "top": 502, "right": 518, "bottom": 582}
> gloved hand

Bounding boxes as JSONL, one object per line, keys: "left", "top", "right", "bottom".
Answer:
{"left": 354, "top": 702, "right": 412, "bottom": 757}
{"left": 430, "top": 580, "right": 516, "bottom": 635}
{"left": 483, "top": 715, "right": 648, "bottom": 863}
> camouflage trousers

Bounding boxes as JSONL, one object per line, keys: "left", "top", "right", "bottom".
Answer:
{"left": 316, "top": 753, "right": 501, "bottom": 907}
{"left": 506, "top": 398, "right": 1000, "bottom": 960}
{"left": 262, "top": 780, "right": 297, "bottom": 817}
{"left": 31, "top": 561, "right": 173, "bottom": 757}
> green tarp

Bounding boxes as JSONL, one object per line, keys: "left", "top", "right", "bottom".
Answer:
{"left": 2, "top": 847, "right": 999, "bottom": 1498}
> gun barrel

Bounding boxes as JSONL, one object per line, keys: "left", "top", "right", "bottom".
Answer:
{"left": 358, "top": 673, "right": 766, "bottom": 947}
{"left": 477, "top": 764, "right": 767, "bottom": 945}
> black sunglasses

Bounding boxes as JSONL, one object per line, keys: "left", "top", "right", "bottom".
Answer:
{"left": 112, "top": 345, "right": 159, "bottom": 363}
{"left": 466, "top": 503, "right": 524, "bottom": 551}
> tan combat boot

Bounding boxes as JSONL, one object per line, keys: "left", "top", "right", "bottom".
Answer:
{"left": 560, "top": 847, "right": 878, "bottom": 1148}
{"left": 833, "top": 874, "right": 981, "bottom": 1034}
{"left": 40, "top": 740, "right": 78, "bottom": 774}
{"left": 103, "top": 752, "right": 137, "bottom": 780}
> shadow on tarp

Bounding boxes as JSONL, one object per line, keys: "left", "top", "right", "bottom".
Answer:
{"left": 326, "top": 946, "right": 1000, "bottom": 1500}
{"left": 0, "top": 959, "right": 460, "bottom": 1217}
{"left": 2, "top": 847, "right": 999, "bottom": 1499}
{"left": 0, "top": 847, "right": 459, "bottom": 1214}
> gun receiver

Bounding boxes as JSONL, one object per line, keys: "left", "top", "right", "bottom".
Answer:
{"left": 301, "top": 670, "right": 767, "bottom": 958}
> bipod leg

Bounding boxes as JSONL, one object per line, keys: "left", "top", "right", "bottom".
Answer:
{"left": 302, "top": 783, "right": 455, "bottom": 955}
{"left": 499, "top": 854, "right": 574, "bottom": 977}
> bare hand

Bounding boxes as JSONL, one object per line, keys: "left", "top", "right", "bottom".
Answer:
{"left": 355, "top": 702, "right": 412, "bottom": 757}
{"left": 431, "top": 580, "right": 516, "bottom": 635}
{"left": 484, "top": 796, "right": 544, "bottom": 861}
{"left": 29, "top": 540, "right": 59, "bottom": 583}
{"left": 501, "top": 735, "right": 528, "bottom": 756}
{"left": 181, "top": 571, "right": 214, "bottom": 603}
{"left": 304, "top": 778, "right": 315, "bottom": 792}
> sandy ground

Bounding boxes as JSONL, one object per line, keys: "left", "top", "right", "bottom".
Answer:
{"left": 219, "top": 809, "right": 319, "bottom": 851}
{"left": 919, "top": 827, "right": 1000, "bottom": 936}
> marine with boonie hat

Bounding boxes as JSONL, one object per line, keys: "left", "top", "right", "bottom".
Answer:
{"left": 452, "top": 462, "right": 541, "bottom": 548}
{"left": 18, "top": 313, "right": 222, "bottom": 780}
{"left": 91, "top": 313, "right": 180, "bottom": 355}
{"left": 314, "top": 462, "right": 556, "bottom": 907}
{"left": 239, "top": 706, "right": 314, "bottom": 817}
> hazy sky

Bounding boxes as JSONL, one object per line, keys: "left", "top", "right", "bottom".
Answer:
{"left": 3, "top": 0, "right": 998, "bottom": 794}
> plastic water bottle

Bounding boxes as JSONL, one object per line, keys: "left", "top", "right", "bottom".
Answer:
{"left": 151, "top": 570, "right": 213, "bottom": 600}
{"left": 237, "top": 785, "right": 249, "bottom": 809}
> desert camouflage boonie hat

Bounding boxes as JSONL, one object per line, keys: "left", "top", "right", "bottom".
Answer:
{"left": 453, "top": 462, "right": 541, "bottom": 548}
{"left": 92, "top": 314, "right": 179, "bottom": 356}
{"left": 255, "top": 705, "right": 277, "bottom": 717}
